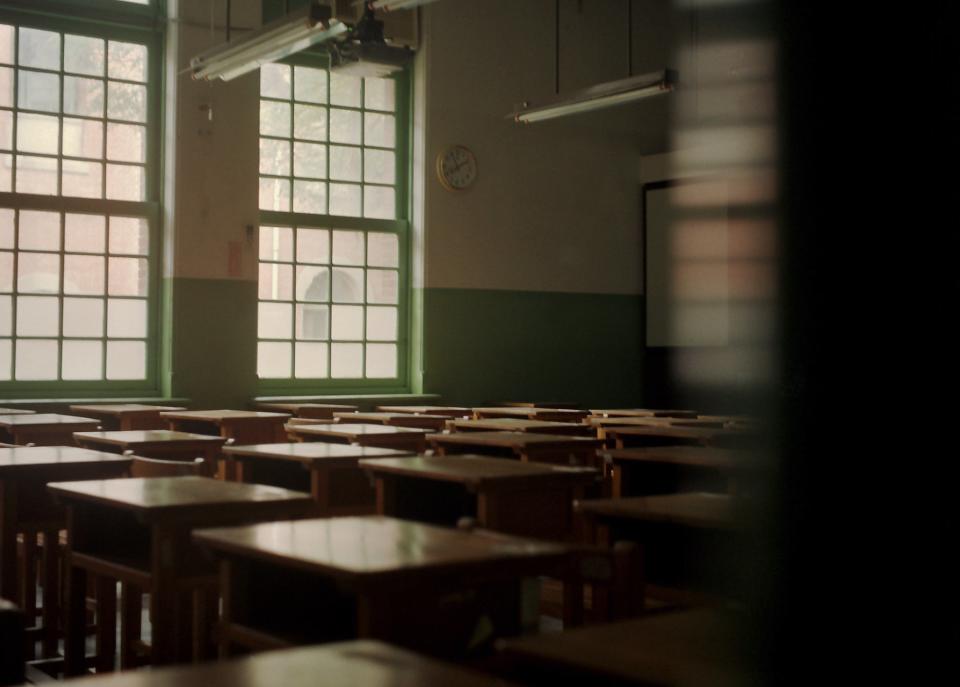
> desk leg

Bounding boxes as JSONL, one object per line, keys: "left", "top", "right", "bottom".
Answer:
{"left": 150, "top": 527, "right": 191, "bottom": 666}
{"left": 95, "top": 576, "right": 116, "bottom": 673}
{"left": 120, "top": 584, "right": 141, "bottom": 669}
{"left": 0, "top": 483, "right": 18, "bottom": 603}
{"left": 63, "top": 560, "right": 87, "bottom": 676}
{"left": 40, "top": 529, "right": 60, "bottom": 658}
{"left": 310, "top": 469, "right": 331, "bottom": 513}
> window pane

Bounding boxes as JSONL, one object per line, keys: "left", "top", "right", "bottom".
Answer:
{"left": 332, "top": 267, "right": 363, "bottom": 303}
{"left": 107, "top": 298, "right": 147, "bottom": 337}
{"left": 331, "top": 305, "right": 363, "bottom": 340}
{"left": 18, "top": 210, "right": 60, "bottom": 251}
{"left": 366, "top": 306, "right": 398, "bottom": 341}
{"left": 0, "top": 339, "right": 8, "bottom": 380}
{"left": 16, "top": 295, "right": 59, "bottom": 336}
{"left": 0, "top": 25, "right": 13, "bottom": 65}
{"left": 332, "top": 230, "right": 364, "bottom": 266}
{"left": 63, "top": 118, "right": 104, "bottom": 159}
{"left": 62, "top": 159, "right": 103, "bottom": 198}
{"left": 106, "top": 164, "right": 144, "bottom": 201}
{"left": 329, "top": 145, "right": 361, "bottom": 181}
{"left": 108, "top": 41, "right": 147, "bottom": 82}
{"left": 260, "top": 63, "right": 291, "bottom": 99}
{"left": 260, "top": 100, "right": 290, "bottom": 137}
{"left": 0, "top": 295, "right": 10, "bottom": 336}
{"left": 258, "top": 301, "right": 292, "bottom": 339}
{"left": 364, "top": 185, "right": 396, "bottom": 220}
{"left": 330, "top": 342, "right": 362, "bottom": 378}
{"left": 367, "top": 269, "right": 398, "bottom": 304}
{"left": 0, "top": 109, "right": 11, "bottom": 147}
{"left": 259, "top": 226, "right": 293, "bottom": 262}
{"left": 65, "top": 214, "right": 106, "bottom": 253}
{"left": 292, "top": 180, "right": 327, "bottom": 214}
{"left": 260, "top": 138, "right": 290, "bottom": 176}
{"left": 64, "top": 35, "right": 105, "bottom": 77}
{"left": 18, "top": 28, "right": 60, "bottom": 71}
{"left": 293, "top": 104, "right": 326, "bottom": 141}
{"left": 364, "top": 148, "right": 395, "bottom": 184}
{"left": 16, "top": 113, "right": 59, "bottom": 154}
{"left": 328, "top": 183, "right": 360, "bottom": 217}
{"left": 17, "top": 252, "right": 60, "bottom": 292}
{"left": 294, "top": 66, "right": 326, "bottom": 104}
{"left": 106, "top": 122, "right": 145, "bottom": 162}
{"left": 0, "top": 209, "right": 11, "bottom": 248}
{"left": 364, "top": 112, "right": 395, "bottom": 148}
{"left": 293, "top": 141, "right": 326, "bottom": 178}
{"left": 15, "top": 339, "right": 58, "bottom": 380}
{"left": 107, "top": 82, "right": 146, "bottom": 122}
{"left": 63, "top": 297, "right": 104, "bottom": 337}
{"left": 259, "top": 262, "right": 293, "bottom": 301}
{"left": 366, "top": 343, "right": 397, "bottom": 378}
{"left": 296, "top": 228, "right": 328, "bottom": 264}
{"left": 295, "top": 304, "right": 328, "bottom": 340}
{"left": 64, "top": 76, "right": 104, "bottom": 117}
{"left": 257, "top": 341, "right": 291, "bottom": 378}
{"left": 17, "top": 70, "right": 60, "bottom": 112}
{"left": 259, "top": 177, "right": 290, "bottom": 212}
{"left": 16, "top": 155, "right": 58, "bottom": 195}
{"left": 329, "top": 109, "right": 361, "bottom": 144}
{"left": 329, "top": 73, "right": 361, "bottom": 107}
{"left": 62, "top": 340, "right": 102, "bottom": 380}
{"left": 0, "top": 153, "right": 11, "bottom": 190}
{"left": 367, "top": 233, "right": 399, "bottom": 268}
{"left": 109, "top": 217, "right": 148, "bottom": 255}
{"left": 364, "top": 78, "right": 396, "bottom": 111}
{"left": 64, "top": 254, "right": 105, "bottom": 295}
{"left": 106, "top": 340, "right": 145, "bottom": 380}
{"left": 296, "top": 265, "right": 329, "bottom": 302}
{"left": 0, "top": 252, "right": 12, "bottom": 292}
{"left": 107, "top": 256, "right": 147, "bottom": 296}
{"left": 295, "top": 342, "right": 327, "bottom": 378}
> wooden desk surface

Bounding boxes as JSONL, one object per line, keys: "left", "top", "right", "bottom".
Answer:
{"left": 376, "top": 405, "right": 472, "bottom": 417}
{"left": 0, "top": 446, "right": 131, "bottom": 475}
{"left": 589, "top": 408, "right": 700, "bottom": 419}
{"left": 69, "top": 404, "right": 187, "bottom": 417}
{"left": 258, "top": 402, "right": 359, "bottom": 414}
{"left": 288, "top": 423, "right": 431, "bottom": 439}
{"left": 450, "top": 418, "right": 592, "bottom": 434}
{"left": 473, "top": 407, "right": 588, "bottom": 421}
{"left": 429, "top": 431, "right": 602, "bottom": 450}
{"left": 160, "top": 410, "right": 291, "bottom": 422}
{"left": 48, "top": 640, "right": 510, "bottom": 687}
{"left": 575, "top": 492, "right": 735, "bottom": 529}
{"left": 334, "top": 411, "right": 450, "bottom": 424}
{"left": 224, "top": 442, "right": 415, "bottom": 467}
{"left": 603, "top": 446, "right": 738, "bottom": 470}
{"left": 73, "top": 430, "right": 228, "bottom": 447}
{"left": 359, "top": 455, "right": 598, "bottom": 489}
{"left": 0, "top": 413, "right": 99, "bottom": 427}
{"left": 498, "top": 609, "right": 741, "bottom": 686}
{"left": 605, "top": 425, "right": 742, "bottom": 442}
{"left": 497, "top": 401, "right": 580, "bottom": 409}
{"left": 0, "top": 408, "right": 34, "bottom": 415}
{"left": 48, "top": 477, "right": 312, "bottom": 518}
{"left": 194, "top": 516, "right": 569, "bottom": 585}
{"left": 590, "top": 416, "right": 684, "bottom": 428}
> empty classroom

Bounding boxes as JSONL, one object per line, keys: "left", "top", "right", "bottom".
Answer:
{"left": 0, "top": 0, "right": 906, "bottom": 684}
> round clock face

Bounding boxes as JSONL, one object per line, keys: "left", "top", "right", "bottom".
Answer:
{"left": 437, "top": 145, "right": 477, "bottom": 191}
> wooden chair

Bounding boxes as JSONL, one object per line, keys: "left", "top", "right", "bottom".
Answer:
{"left": 0, "top": 599, "right": 25, "bottom": 686}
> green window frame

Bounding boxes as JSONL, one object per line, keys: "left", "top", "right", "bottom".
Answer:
{"left": 257, "top": 54, "right": 411, "bottom": 394}
{"left": 0, "top": 0, "right": 164, "bottom": 398}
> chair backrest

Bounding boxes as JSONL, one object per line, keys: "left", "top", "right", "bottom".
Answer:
{"left": 128, "top": 456, "right": 206, "bottom": 478}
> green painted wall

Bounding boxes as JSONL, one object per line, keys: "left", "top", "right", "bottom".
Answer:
{"left": 420, "top": 288, "right": 644, "bottom": 407}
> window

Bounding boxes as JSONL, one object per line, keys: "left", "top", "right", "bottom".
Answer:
{"left": 257, "top": 61, "right": 407, "bottom": 389}
{"left": 0, "top": 2, "right": 161, "bottom": 391}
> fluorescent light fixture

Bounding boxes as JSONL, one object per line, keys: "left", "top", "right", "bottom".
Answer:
{"left": 369, "top": 0, "right": 442, "bottom": 10}
{"left": 329, "top": 41, "right": 414, "bottom": 77}
{"left": 191, "top": 2, "right": 348, "bottom": 82}
{"left": 509, "top": 69, "right": 678, "bottom": 124}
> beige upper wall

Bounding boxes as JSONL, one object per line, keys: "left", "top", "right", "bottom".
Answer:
{"left": 420, "top": 0, "right": 675, "bottom": 295}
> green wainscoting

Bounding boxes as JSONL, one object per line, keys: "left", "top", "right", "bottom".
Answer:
{"left": 419, "top": 288, "right": 644, "bottom": 407}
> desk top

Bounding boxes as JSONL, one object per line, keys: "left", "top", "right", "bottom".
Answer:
{"left": 376, "top": 405, "right": 472, "bottom": 417}
{"left": 429, "top": 431, "right": 602, "bottom": 450}
{"left": 360, "top": 455, "right": 598, "bottom": 488}
{"left": 287, "top": 423, "right": 431, "bottom": 438}
{"left": 450, "top": 418, "right": 591, "bottom": 433}
{"left": 589, "top": 408, "right": 700, "bottom": 419}
{"left": 0, "top": 407, "right": 34, "bottom": 415}
{"left": 48, "top": 476, "right": 312, "bottom": 516}
{"left": 575, "top": 492, "right": 735, "bottom": 529}
{"left": 69, "top": 403, "right": 187, "bottom": 416}
{"left": 258, "top": 402, "right": 359, "bottom": 413}
{"left": 160, "top": 410, "right": 291, "bottom": 422}
{"left": 589, "top": 416, "right": 685, "bottom": 428}
{"left": 224, "top": 442, "right": 415, "bottom": 466}
{"left": 498, "top": 609, "right": 741, "bottom": 686}
{"left": 0, "top": 413, "right": 99, "bottom": 428}
{"left": 48, "top": 640, "right": 510, "bottom": 687}
{"left": 0, "top": 446, "right": 131, "bottom": 475}
{"left": 74, "top": 430, "right": 228, "bottom": 447}
{"left": 603, "top": 446, "right": 738, "bottom": 469}
{"left": 473, "top": 407, "right": 588, "bottom": 421}
{"left": 496, "top": 401, "right": 580, "bottom": 409}
{"left": 334, "top": 411, "right": 450, "bottom": 423}
{"left": 605, "top": 425, "right": 742, "bottom": 442}
{"left": 194, "top": 516, "right": 569, "bottom": 584}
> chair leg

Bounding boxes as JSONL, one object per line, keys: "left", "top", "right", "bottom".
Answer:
{"left": 94, "top": 577, "right": 116, "bottom": 673}
{"left": 41, "top": 530, "right": 60, "bottom": 658}
{"left": 120, "top": 583, "right": 142, "bottom": 670}
{"left": 19, "top": 533, "right": 37, "bottom": 661}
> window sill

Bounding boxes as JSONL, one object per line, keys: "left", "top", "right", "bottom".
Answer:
{"left": 0, "top": 397, "right": 191, "bottom": 411}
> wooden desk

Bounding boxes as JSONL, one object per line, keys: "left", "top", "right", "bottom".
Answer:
{"left": 497, "top": 401, "right": 580, "bottom": 409}
{"left": 223, "top": 443, "right": 415, "bottom": 516}
{"left": 361, "top": 455, "right": 598, "bottom": 540}
{"left": 449, "top": 418, "right": 595, "bottom": 437}
{"left": 51, "top": 477, "right": 317, "bottom": 673}
{"left": 589, "top": 417, "right": 729, "bottom": 436}
{"left": 0, "top": 408, "right": 33, "bottom": 415}
{"left": 257, "top": 403, "right": 359, "bottom": 420}
{"left": 159, "top": 410, "right": 292, "bottom": 444}
{"left": 428, "top": 432, "right": 603, "bottom": 468}
{"left": 69, "top": 404, "right": 187, "bottom": 431}
{"left": 498, "top": 609, "right": 742, "bottom": 686}
{"left": 73, "top": 431, "right": 227, "bottom": 474}
{"left": 376, "top": 405, "right": 472, "bottom": 418}
{"left": 603, "top": 447, "right": 739, "bottom": 497}
{"left": 603, "top": 425, "right": 751, "bottom": 450}
{"left": 194, "top": 516, "right": 570, "bottom": 659}
{"left": 0, "top": 447, "right": 131, "bottom": 658}
{"left": 285, "top": 423, "right": 429, "bottom": 453}
{"left": 472, "top": 407, "right": 589, "bottom": 423}
{"left": 333, "top": 412, "right": 449, "bottom": 432}
{"left": 0, "top": 414, "right": 100, "bottom": 447}
{"left": 589, "top": 408, "right": 699, "bottom": 419}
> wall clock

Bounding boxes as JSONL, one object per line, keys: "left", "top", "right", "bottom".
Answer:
{"left": 436, "top": 145, "right": 477, "bottom": 191}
